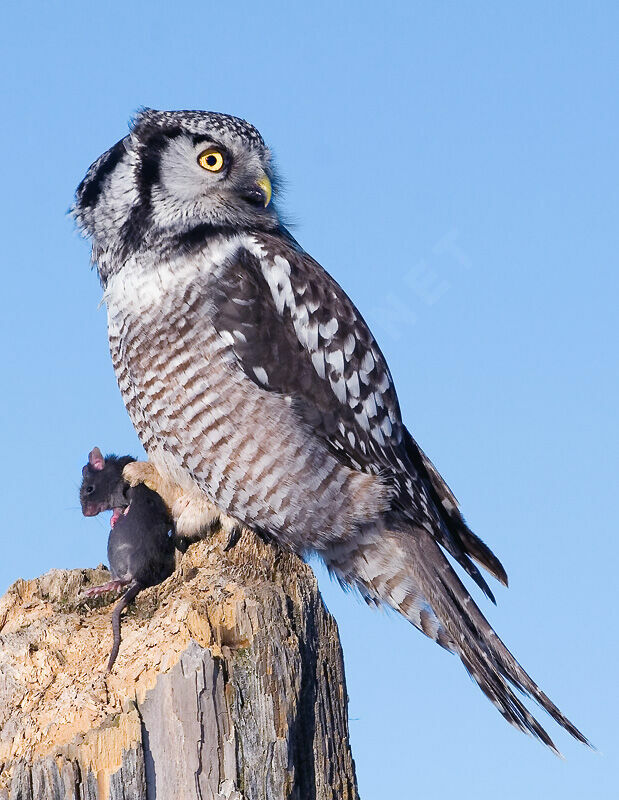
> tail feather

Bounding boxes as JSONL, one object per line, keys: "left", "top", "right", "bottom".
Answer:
{"left": 329, "top": 522, "right": 590, "bottom": 753}
{"left": 457, "top": 526, "right": 509, "bottom": 587}
{"left": 406, "top": 525, "right": 590, "bottom": 750}
{"left": 404, "top": 430, "right": 509, "bottom": 587}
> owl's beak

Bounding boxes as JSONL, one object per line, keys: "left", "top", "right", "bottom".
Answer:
{"left": 256, "top": 174, "right": 272, "bottom": 207}
{"left": 242, "top": 173, "right": 272, "bottom": 208}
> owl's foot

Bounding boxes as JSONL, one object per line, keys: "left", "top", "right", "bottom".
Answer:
{"left": 82, "top": 580, "right": 128, "bottom": 598}
{"left": 172, "top": 493, "right": 222, "bottom": 538}
{"left": 122, "top": 460, "right": 160, "bottom": 492}
{"left": 122, "top": 461, "right": 181, "bottom": 512}
{"left": 172, "top": 493, "right": 242, "bottom": 546}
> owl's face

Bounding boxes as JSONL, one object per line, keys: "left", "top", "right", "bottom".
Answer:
{"left": 74, "top": 109, "right": 279, "bottom": 280}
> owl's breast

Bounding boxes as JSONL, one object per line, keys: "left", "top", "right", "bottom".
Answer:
{"left": 103, "top": 239, "right": 241, "bottom": 452}
{"left": 103, "top": 251, "right": 239, "bottom": 537}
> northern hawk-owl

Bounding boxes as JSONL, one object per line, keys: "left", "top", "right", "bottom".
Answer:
{"left": 74, "top": 108, "right": 588, "bottom": 753}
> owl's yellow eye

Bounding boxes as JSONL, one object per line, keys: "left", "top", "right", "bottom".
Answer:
{"left": 198, "top": 149, "right": 225, "bottom": 172}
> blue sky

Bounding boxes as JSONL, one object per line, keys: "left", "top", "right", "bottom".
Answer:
{"left": 1, "top": 2, "right": 617, "bottom": 796}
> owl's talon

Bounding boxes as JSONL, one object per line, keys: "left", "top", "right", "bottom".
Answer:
{"left": 223, "top": 525, "right": 243, "bottom": 551}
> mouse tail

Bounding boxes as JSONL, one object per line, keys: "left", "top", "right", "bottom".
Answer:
{"left": 107, "top": 581, "right": 142, "bottom": 673}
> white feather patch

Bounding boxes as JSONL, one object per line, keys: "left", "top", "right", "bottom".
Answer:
{"left": 253, "top": 366, "right": 269, "bottom": 385}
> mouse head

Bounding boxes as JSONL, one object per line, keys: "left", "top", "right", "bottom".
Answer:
{"left": 80, "top": 447, "right": 134, "bottom": 517}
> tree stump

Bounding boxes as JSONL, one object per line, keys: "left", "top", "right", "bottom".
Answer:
{"left": 0, "top": 528, "right": 359, "bottom": 799}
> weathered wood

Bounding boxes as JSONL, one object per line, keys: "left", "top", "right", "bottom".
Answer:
{"left": 0, "top": 529, "right": 358, "bottom": 800}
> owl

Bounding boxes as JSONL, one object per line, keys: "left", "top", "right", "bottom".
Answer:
{"left": 73, "top": 109, "right": 588, "bottom": 753}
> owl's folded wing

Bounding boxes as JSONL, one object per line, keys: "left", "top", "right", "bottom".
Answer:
{"left": 209, "top": 233, "right": 500, "bottom": 598}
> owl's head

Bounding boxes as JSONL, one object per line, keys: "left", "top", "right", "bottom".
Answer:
{"left": 73, "top": 109, "right": 279, "bottom": 279}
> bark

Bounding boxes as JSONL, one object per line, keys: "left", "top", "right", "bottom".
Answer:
{"left": 0, "top": 528, "right": 358, "bottom": 800}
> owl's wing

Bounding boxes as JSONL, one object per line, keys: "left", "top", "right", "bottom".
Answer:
{"left": 212, "top": 236, "right": 406, "bottom": 476}
{"left": 211, "top": 233, "right": 502, "bottom": 598}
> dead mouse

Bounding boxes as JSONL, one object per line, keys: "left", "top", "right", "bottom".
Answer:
{"left": 83, "top": 483, "right": 175, "bottom": 672}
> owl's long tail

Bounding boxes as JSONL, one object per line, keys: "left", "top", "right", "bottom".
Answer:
{"left": 327, "top": 519, "right": 590, "bottom": 755}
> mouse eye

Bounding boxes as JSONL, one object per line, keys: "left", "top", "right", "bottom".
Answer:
{"left": 85, "top": 485, "right": 95, "bottom": 495}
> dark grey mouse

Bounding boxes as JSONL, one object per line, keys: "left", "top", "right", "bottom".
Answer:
{"left": 80, "top": 446, "right": 135, "bottom": 524}
{"left": 84, "top": 483, "right": 175, "bottom": 672}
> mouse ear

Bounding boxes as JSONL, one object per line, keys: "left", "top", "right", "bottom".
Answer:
{"left": 88, "top": 447, "right": 105, "bottom": 471}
